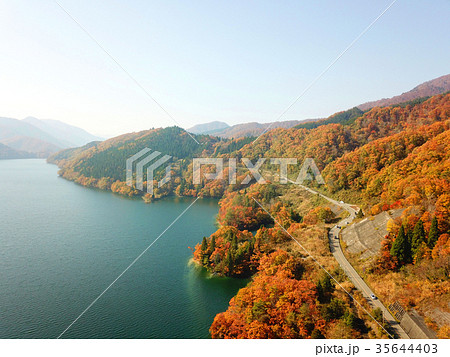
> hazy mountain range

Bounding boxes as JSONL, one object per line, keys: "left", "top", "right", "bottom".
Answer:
{"left": 0, "top": 116, "right": 102, "bottom": 159}
{"left": 189, "top": 74, "right": 450, "bottom": 137}
{"left": 187, "top": 121, "right": 230, "bottom": 135}
{"left": 188, "top": 119, "right": 318, "bottom": 138}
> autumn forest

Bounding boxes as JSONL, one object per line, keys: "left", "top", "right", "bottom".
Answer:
{"left": 49, "top": 92, "right": 450, "bottom": 339}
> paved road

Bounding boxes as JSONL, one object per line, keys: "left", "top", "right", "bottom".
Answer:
{"left": 288, "top": 180, "right": 409, "bottom": 339}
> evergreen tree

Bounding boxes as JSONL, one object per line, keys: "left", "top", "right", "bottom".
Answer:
{"left": 209, "top": 235, "right": 216, "bottom": 254}
{"left": 317, "top": 283, "right": 324, "bottom": 303}
{"left": 390, "top": 225, "right": 412, "bottom": 265}
{"left": 411, "top": 220, "right": 426, "bottom": 257}
{"left": 428, "top": 217, "right": 439, "bottom": 248}
{"left": 356, "top": 209, "right": 364, "bottom": 218}
{"left": 225, "top": 250, "right": 233, "bottom": 275}
{"left": 201, "top": 237, "right": 208, "bottom": 252}
{"left": 322, "top": 298, "right": 346, "bottom": 321}
{"left": 249, "top": 238, "right": 255, "bottom": 255}
{"left": 317, "top": 274, "right": 334, "bottom": 303}
{"left": 321, "top": 274, "right": 334, "bottom": 294}
{"left": 405, "top": 228, "right": 412, "bottom": 264}
{"left": 201, "top": 237, "right": 210, "bottom": 266}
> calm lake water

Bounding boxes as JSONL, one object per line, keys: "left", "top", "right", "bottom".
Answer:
{"left": 0, "top": 159, "right": 246, "bottom": 338}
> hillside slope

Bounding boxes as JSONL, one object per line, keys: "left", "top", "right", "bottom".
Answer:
{"left": 0, "top": 142, "right": 36, "bottom": 159}
{"left": 358, "top": 74, "right": 450, "bottom": 110}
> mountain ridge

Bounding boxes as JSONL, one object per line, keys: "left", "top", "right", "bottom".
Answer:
{"left": 358, "top": 74, "right": 450, "bottom": 110}
{"left": 187, "top": 121, "right": 230, "bottom": 135}
{"left": 0, "top": 116, "right": 102, "bottom": 158}
{"left": 23, "top": 117, "right": 103, "bottom": 147}
{"left": 188, "top": 119, "right": 318, "bottom": 138}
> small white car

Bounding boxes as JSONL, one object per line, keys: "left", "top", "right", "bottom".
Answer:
{"left": 370, "top": 294, "right": 377, "bottom": 300}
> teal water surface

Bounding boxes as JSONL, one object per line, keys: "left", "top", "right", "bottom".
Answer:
{"left": 0, "top": 159, "right": 246, "bottom": 338}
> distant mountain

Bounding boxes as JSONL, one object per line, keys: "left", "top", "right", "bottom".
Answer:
{"left": 0, "top": 117, "right": 66, "bottom": 157}
{"left": 0, "top": 117, "right": 66, "bottom": 146}
{"left": 190, "top": 119, "right": 318, "bottom": 139}
{"left": 0, "top": 135, "right": 61, "bottom": 158}
{"left": 0, "top": 116, "right": 102, "bottom": 158}
{"left": 358, "top": 74, "right": 450, "bottom": 110}
{"left": 294, "top": 107, "right": 364, "bottom": 130}
{"left": 0, "top": 142, "right": 36, "bottom": 159}
{"left": 23, "top": 117, "right": 103, "bottom": 147}
{"left": 187, "top": 121, "right": 230, "bottom": 135}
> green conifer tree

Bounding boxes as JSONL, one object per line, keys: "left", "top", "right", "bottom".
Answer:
{"left": 225, "top": 250, "right": 233, "bottom": 275}
{"left": 209, "top": 235, "right": 216, "bottom": 254}
{"left": 201, "top": 237, "right": 208, "bottom": 252}
{"left": 411, "top": 220, "right": 426, "bottom": 257}
{"left": 390, "top": 225, "right": 412, "bottom": 265}
{"left": 428, "top": 217, "right": 439, "bottom": 248}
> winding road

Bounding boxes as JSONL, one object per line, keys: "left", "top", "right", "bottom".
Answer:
{"left": 288, "top": 179, "right": 410, "bottom": 339}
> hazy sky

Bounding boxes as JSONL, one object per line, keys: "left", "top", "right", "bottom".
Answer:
{"left": 0, "top": 1, "right": 449, "bottom": 138}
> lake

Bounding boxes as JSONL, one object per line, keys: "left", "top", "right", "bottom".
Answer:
{"left": 0, "top": 159, "right": 246, "bottom": 338}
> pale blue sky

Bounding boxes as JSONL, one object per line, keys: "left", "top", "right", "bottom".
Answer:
{"left": 0, "top": 0, "right": 449, "bottom": 137}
